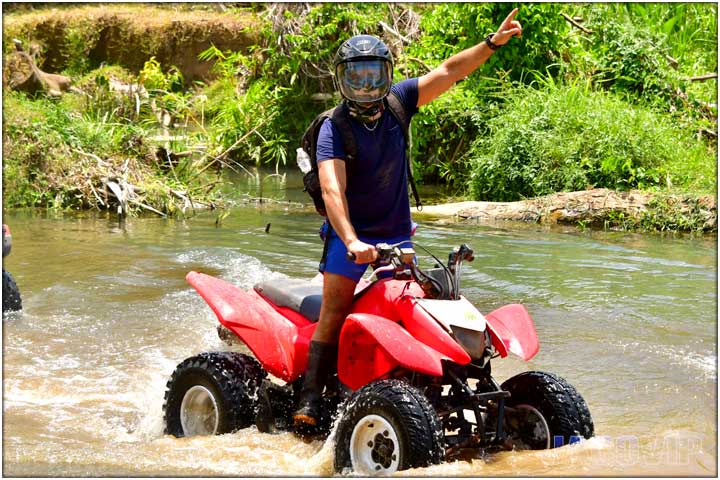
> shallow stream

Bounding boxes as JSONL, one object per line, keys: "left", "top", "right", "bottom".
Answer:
{"left": 2, "top": 173, "right": 716, "bottom": 476}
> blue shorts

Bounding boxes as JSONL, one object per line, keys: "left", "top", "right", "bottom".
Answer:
{"left": 318, "top": 227, "right": 412, "bottom": 283}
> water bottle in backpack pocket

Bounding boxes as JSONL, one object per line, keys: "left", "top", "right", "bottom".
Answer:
{"left": 296, "top": 146, "right": 326, "bottom": 215}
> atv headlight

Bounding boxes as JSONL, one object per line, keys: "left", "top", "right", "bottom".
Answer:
{"left": 452, "top": 326, "right": 487, "bottom": 360}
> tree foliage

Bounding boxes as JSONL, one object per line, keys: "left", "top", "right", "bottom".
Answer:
{"left": 3, "top": 2, "right": 717, "bottom": 214}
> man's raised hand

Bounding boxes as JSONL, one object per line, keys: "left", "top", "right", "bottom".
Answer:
{"left": 493, "top": 8, "right": 523, "bottom": 46}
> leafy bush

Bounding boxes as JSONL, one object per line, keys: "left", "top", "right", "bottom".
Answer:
{"left": 587, "top": 19, "right": 681, "bottom": 104}
{"left": 407, "top": 3, "right": 570, "bottom": 81}
{"left": 198, "top": 4, "right": 389, "bottom": 169}
{"left": 3, "top": 85, "right": 218, "bottom": 212}
{"left": 410, "top": 78, "right": 504, "bottom": 187}
{"left": 561, "top": 4, "right": 717, "bottom": 119}
{"left": 139, "top": 56, "right": 184, "bottom": 92}
{"left": 207, "top": 79, "right": 290, "bottom": 167}
{"left": 594, "top": 3, "right": 717, "bottom": 74}
{"left": 639, "top": 195, "right": 714, "bottom": 233}
{"left": 401, "top": 3, "right": 582, "bottom": 188}
{"left": 467, "top": 79, "right": 715, "bottom": 201}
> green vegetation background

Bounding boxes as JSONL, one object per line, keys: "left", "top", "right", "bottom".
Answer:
{"left": 3, "top": 3, "right": 717, "bottom": 220}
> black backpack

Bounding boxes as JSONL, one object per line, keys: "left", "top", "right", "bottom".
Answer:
{"left": 300, "top": 92, "right": 421, "bottom": 217}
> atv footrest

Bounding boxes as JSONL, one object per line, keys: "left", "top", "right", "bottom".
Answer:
{"left": 256, "top": 379, "right": 295, "bottom": 433}
{"left": 472, "top": 390, "right": 511, "bottom": 402}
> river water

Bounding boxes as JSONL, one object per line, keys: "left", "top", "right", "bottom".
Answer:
{"left": 2, "top": 172, "right": 717, "bottom": 476}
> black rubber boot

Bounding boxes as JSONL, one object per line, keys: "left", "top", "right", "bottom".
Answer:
{"left": 293, "top": 341, "right": 336, "bottom": 428}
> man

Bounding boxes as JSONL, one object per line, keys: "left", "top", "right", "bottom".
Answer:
{"left": 294, "top": 8, "right": 523, "bottom": 427}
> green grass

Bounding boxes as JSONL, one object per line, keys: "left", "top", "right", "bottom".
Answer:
{"left": 2, "top": 89, "right": 220, "bottom": 213}
{"left": 467, "top": 79, "right": 717, "bottom": 201}
{"left": 2, "top": 3, "right": 716, "bottom": 228}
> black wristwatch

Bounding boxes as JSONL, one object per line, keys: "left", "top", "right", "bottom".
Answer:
{"left": 485, "top": 33, "right": 501, "bottom": 50}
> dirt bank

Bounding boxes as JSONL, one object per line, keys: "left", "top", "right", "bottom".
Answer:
{"left": 413, "top": 189, "right": 717, "bottom": 232}
{"left": 3, "top": 4, "right": 260, "bottom": 81}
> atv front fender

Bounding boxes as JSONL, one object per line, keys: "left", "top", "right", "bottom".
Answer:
{"left": 485, "top": 304, "right": 539, "bottom": 361}
{"left": 338, "top": 313, "right": 450, "bottom": 391}
{"left": 396, "top": 296, "right": 471, "bottom": 365}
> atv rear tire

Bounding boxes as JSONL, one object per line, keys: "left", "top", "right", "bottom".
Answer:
{"left": 163, "top": 352, "right": 266, "bottom": 437}
{"left": 501, "top": 371, "right": 594, "bottom": 449}
{"left": 334, "top": 380, "right": 444, "bottom": 475}
{"left": 3, "top": 270, "right": 22, "bottom": 313}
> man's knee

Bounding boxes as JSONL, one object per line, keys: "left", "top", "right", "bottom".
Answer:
{"left": 322, "top": 272, "right": 357, "bottom": 302}
{"left": 314, "top": 272, "right": 357, "bottom": 341}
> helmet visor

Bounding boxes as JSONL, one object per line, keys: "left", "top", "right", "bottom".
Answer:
{"left": 336, "top": 59, "right": 392, "bottom": 103}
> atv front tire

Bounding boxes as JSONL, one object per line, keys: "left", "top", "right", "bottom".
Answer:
{"left": 501, "top": 371, "right": 594, "bottom": 449}
{"left": 163, "top": 352, "right": 266, "bottom": 437}
{"left": 2, "top": 270, "right": 22, "bottom": 313}
{"left": 334, "top": 380, "right": 444, "bottom": 475}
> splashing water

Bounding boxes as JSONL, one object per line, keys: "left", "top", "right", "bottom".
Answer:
{"left": 2, "top": 208, "right": 716, "bottom": 476}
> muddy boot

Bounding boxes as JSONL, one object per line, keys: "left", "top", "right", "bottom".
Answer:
{"left": 293, "top": 341, "right": 336, "bottom": 428}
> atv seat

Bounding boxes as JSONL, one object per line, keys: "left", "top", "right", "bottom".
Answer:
{"left": 254, "top": 279, "right": 323, "bottom": 323}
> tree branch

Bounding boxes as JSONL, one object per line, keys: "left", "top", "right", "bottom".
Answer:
{"left": 688, "top": 73, "right": 718, "bottom": 82}
{"left": 560, "top": 13, "right": 593, "bottom": 34}
{"left": 379, "top": 20, "right": 410, "bottom": 43}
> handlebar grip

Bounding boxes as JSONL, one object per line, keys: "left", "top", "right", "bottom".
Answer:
{"left": 346, "top": 252, "right": 356, "bottom": 262}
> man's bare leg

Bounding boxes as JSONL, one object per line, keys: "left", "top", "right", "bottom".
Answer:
{"left": 313, "top": 272, "right": 357, "bottom": 343}
{"left": 293, "top": 272, "right": 357, "bottom": 427}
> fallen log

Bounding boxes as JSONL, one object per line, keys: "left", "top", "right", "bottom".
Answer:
{"left": 413, "top": 189, "right": 717, "bottom": 232}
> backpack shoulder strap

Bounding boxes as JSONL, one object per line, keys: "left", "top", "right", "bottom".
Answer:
{"left": 386, "top": 91, "right": 409, "bottom": 143}
{"left": 302, "top": 107, "right": 334, "bottom": 163}
{"left": 329, "top": 103, "right": 357, "bottom": 165}
{"left": 386, "top": 91, "right": 422, "bottom": 210}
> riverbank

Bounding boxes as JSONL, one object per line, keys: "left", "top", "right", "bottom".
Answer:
{"left": 2, "top": 4, "right": 259, "bottom": 82}
{"left": 2, "top": 4, "right": 716, "bottom": 233}
{"left": 415, "top": 189, "right": 717, "bottom": 233}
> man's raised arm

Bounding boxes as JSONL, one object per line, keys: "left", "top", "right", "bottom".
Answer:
{"left": 417, "top": 8, "right": 522, "bottom": 107}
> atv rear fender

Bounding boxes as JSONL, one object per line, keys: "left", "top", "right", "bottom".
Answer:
{"left": 186, "top": 272, "right": 312, "bottom": 381}
{"left": 484, "top": 304, "right": 539, "bottom": 361}
{"left": 338, "top": 313, "right": 455, "bottom": 391}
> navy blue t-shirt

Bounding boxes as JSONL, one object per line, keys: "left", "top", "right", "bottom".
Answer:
{"left": 316, "top": 78, "right": 419, "bottom": 238}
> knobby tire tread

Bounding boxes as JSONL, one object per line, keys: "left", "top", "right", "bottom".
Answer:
{"left": 163, "top": 351, "right": 266, "bottom": 437}
{"left": 334, "top": 379, "right": 444, "bottom": 473}
{"left": 2, "top": 270, "right": 22, "bottom": 313}
{"left": 501, "top": 370, "right": 594, "bottom": 444}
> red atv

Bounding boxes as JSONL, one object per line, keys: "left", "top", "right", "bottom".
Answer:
{"left": 164, "top": 243, "right": 594, "bottom": 474}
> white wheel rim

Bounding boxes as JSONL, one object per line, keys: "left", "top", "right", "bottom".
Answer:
{"left": 349, "top": 414, "right": 400, "bottom": 475}
{"left": 180, "top": 385, "right": 219, "bottom": 436}
{"left": 511, "top": 404, "right": 551, "bottom": 450}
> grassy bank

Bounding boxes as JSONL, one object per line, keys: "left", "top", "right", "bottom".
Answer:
{"left": 3, "top": 88, "right": 223, "bottom": 215}
{"left": 2, "top": 3, "right": 717, "bottom": 232}
{"left": 467, "top": 79, "right": 716, "bottom": 201}
{"left": 2, "top": 3, "right": 259, "bottom": 80}
{"left": 2, "top": 4, "right": 262, "bottom": 216}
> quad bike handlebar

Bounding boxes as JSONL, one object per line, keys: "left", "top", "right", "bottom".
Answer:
{"left": 345, "top": 242, "right": 414, "bottom": 264}
{"left": 347, "top": 242, "right": 475, "bottom": 300}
